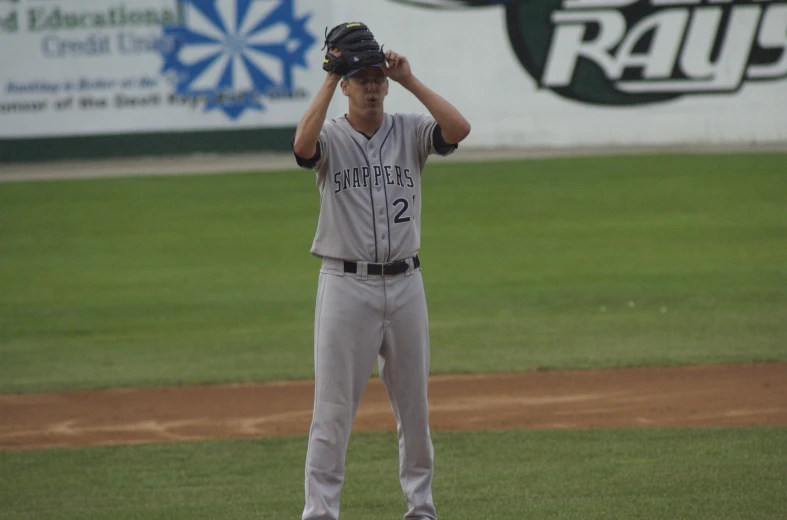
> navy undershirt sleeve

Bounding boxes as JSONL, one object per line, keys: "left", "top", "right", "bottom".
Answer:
{"left": 432, "top": 124, "right": 459, "bottom": 155}
{"left": 291, "top": 135, "right": 322, "bottom": 168}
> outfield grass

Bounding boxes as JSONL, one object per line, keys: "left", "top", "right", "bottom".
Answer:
{"left": 0, "top": 427, "right": 784, "bottom": 520}
{"left": 1, "top": 153, "right": 785, "bottom": 393}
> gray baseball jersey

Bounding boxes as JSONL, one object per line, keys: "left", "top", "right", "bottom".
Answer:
{"left": 304, "top": 112, "right": 454, "bottom": 263}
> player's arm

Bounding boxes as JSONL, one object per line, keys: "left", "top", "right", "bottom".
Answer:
{"left": 382, "top": 49, "right": 471, "bottom": 145}
{"left": 292, "top": 73, "right": 342, "bottom": 162}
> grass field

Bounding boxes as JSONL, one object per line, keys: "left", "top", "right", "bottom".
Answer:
{"left": 1, "top": 153, "right": 785, "bottom": 394}
{"left": 1, "top": 152, "right": 786, "bottom": 519}
{"left": 1, "top": 428, "right": 785, "bottom": 520}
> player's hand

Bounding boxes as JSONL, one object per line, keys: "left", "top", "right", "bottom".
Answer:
{"left": 382, "top": 50, "right": 413, "bottom": 84}
{"left": 326, "top": 47, "right": 343, "bottom": 80}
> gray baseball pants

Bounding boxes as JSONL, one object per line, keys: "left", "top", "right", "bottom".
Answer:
{"left": 301, "top": 256, "right": 436, "bottom": 520}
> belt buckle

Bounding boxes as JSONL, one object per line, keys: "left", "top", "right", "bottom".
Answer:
{"left": 381, "top": 261, "right": 397, "bottom": 276}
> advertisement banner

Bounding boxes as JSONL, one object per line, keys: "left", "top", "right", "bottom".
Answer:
{"left": 0, "top": 0, "right": 332, "bottom": 139}
{"left": 329, "top": 0, "right": 787, "bottom": 148}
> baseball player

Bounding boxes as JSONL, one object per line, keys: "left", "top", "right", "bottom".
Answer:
{"left": 291, "top": 22, "right": 471, "bottom": 520}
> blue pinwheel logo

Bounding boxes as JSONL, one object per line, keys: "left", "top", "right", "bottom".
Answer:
{"left": 160, "top": 0, "right": 316, "bottom": 120}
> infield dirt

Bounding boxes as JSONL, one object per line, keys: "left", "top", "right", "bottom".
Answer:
{"left": 1, "top": 362, "right": 785, "bottom": 451}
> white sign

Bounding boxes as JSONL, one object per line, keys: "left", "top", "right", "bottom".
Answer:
{"left": 0, "top": 0, "right": 332, "bottom": 138}
{"left": 328, "top": 0, "right": 787, "bottom": 148}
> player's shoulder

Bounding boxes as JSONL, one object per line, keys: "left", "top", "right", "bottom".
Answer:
{"left": 389, "top": 112, "right": 435, "bottom": 130}
{"left": 317, "top": 116, "right": 346, "bottom": 141}
{"left": 323, "top": 116, "right": 345, "bottom": 131}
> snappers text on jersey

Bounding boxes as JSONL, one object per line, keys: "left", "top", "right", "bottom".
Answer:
{"left": 333, "top": 165, "right": 415, "bottom": 194}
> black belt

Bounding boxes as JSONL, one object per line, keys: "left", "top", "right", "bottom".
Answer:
{"left": 344, "top": 255, "right": 420, "bottom": 276}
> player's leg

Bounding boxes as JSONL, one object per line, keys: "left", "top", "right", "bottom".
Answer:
{"left": 378, "top": 269, "right": 437, "bottom": 520}
{"left": 302, "top": 270, "right": 385, "bottom": 520}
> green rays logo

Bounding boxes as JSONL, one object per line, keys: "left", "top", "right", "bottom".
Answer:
{"left": 390, "top": 0, "right": 787, "bottom": 106}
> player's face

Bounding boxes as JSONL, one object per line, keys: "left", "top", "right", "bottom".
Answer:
{"left": 342, "top": 67, "right": 389, "bottom": 115}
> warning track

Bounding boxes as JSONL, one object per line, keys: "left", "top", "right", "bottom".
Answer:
{"left": 2, "top": 143, "right": 785, "bottom": 183}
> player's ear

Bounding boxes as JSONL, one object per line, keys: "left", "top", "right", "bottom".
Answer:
{"left": 340, "top": 78, "right": 350, "bottom": 96}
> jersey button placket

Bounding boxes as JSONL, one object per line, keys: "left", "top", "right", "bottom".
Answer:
{"left": 370, "top": 144, "right": 389, "bottom": 262}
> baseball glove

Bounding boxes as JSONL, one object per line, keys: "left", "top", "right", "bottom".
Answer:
{"left": 322, "top": 22, "right": 385, "bottom": 76}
